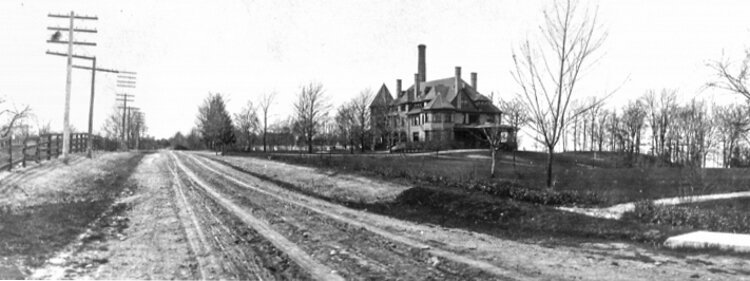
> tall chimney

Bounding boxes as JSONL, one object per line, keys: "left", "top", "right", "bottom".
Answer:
{"left": 414, "top": 73, "right": 421, "bottom": 99}
{"left": 471, "top": 72, "right": 477, "bottom": 90}
{"left": 418, "top": 44, "right": 426, "bottom": 82}
{"left": 455, "top": 66, "right": 462, "bottom": 109}
{"left": 396, "top": 79, "right": 402, "bottom": 98}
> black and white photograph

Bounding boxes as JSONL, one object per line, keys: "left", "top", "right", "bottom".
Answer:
{"left": 1, "top": 0, "right": 750, "bottom": 280}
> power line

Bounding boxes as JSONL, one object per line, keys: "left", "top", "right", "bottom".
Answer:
{"left": 45, "top": 11, "right": 97, "bottom": 162}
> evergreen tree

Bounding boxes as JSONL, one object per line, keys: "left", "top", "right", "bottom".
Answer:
{"left": 196, "top": 93, "right": 235, "bottom": 153}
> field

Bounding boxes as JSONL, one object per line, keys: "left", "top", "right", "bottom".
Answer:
{"left": 248, "top": 150, "right": 750, "bottom": 205}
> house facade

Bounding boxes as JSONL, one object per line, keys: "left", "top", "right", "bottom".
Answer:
{"left": 370, "top": 44, "right": 516, "bottom": 150}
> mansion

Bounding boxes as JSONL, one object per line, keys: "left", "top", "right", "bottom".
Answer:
{"left": 370, "top": 44, "right": 516, "bottom": 150}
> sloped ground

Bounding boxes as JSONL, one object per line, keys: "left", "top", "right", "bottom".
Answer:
{"left": 0, "top": 152, "right": 143, "bottom": 279}
{"left": 198, "top": 152, "right": 750, "bottom": 280}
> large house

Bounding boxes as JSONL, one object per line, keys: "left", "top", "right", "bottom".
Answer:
{"left": 370, "top": 44, "right": 516, "bottom": 150}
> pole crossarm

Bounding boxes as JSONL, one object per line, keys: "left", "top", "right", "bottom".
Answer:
{"left": 48, "top": 13, "right": 98, "bottom": 20}
{"left": 46, "top": 40, "right": 96, "bottom": 46}
{"left": 72, "top": 65, "right": 119, "bottom": 73}
{"left": 117, "top": 75, "right": 136, "bottom": 80}
{"left": 45, "top": 50, "right": 94, "bottom": 60}
{"left": 117, "top": 85, "right": 136, "bottom": 88}
{"left": 119, "top": 71, "right": 137, "bottom": 75}
{"left": 116, "top": 80, "right": 136, "bottom": 84}
{"left": 47, "top": 27, "right": 97, "bottom": 33}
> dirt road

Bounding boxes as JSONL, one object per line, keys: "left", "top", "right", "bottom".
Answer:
{"left": 9, "top": 151, "right": 749, "bottom": 280}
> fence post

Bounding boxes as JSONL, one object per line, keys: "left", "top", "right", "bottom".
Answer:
{"left": 47, "top": 134, "right": 52, "bottom": 160}
{"left": 7, "top": 136, "right": 12, "bottom": 171}
{"left": 22, "top": 137, "right": 27, "bottom": 168}
{"left": 35, "top": 137, "right": 40, "bottom": 163}
{"left": 56, "top": 135, "right": 60, "bottom": 158}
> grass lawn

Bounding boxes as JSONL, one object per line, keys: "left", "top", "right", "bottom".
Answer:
{"left": 246, "top": 150, "right": 750, "bottom": 205}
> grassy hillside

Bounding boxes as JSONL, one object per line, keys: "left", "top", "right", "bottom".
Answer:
{"left": 244, "top": 150, "right": 750, "bottom": 205}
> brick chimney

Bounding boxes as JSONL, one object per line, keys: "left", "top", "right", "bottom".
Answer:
{"left": 455, "top": 66, "right": 462, "bottom": 109}
{"left": 418, "top": 44, "right": 426, "bottom": 82}
{"left": 396, "top": 79, "right": 402, "bottom": 97}
{"left": 471, "top": 72, "right": 477, "bottom": 90}
{"left": 414, "top": 73, "right": 421, "bottom": 99}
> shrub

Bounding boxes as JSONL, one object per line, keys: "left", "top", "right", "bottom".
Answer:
{"left": 628, "top": 201, "right": 750, "bottom": 233}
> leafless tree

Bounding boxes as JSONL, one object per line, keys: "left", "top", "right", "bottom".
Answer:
{"left": 335, "top": 102, "right": 356, "bottom": 153}
{"left": 477, "top": 124, "right": 512, "bottom": 178}
{"left": 234, "top": 100, "right": 260, "bottom": 151}
{"left": 101, "top": 105, "right": 146, "bottom": 149}
{"left": 512, "top": 0, "right": 608, "bottom": 187}
{"left": 708, "top": 51, "right": 750, "bottom": 99}
{"left": 0, "top": 99, "right": 31, "bottom": 139}
{"left": 714, "top": 102, "right": 750, "bottom": 167}
{"left": 293, "top": 82, "right": 330, "bottom": 153}
{"left": 259, "top": 92, "right": 276, "bottom": 152}
{"left": 350, "top": 89, "right": 373, "bottom": 152}
{"left": 499, "top": 94, "right": 529, "bottom": 166}
{"left": 642, "top": 89, "right": 677, "bottom": 160}
{"left": 621, "top": 100, "right": 647, "bottom": 156}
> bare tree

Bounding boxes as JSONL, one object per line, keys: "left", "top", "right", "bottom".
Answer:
{"left": 642, "top": 89, "right": 677, "bottom": 161}
{"left": 499, "top": 95, "right": 529, "bottom": 166}
{"left": 715, "top": 102, "right": 750, "bottom": 167}
{"left": 621, "top": 100, "right": 647, "bottom": 157}
{"left": 335, "top": 102, "right": 356, "bottom": 153}
{"left": 477, "top": 124, "right": 511, "bottom": 178}
{"left": 259, "top": 92, "right": 276, "bottom": 153}
{"left": 234, "top": 100, "right": 260, "bottom": 151}
{"left": 293, "top": 83, "right": 330, "bottom": 153}
{"left": 350, "top": 89, "right": 373, "bottom": 152}
{"left": 708, "top": 51, "right": 750, "bottom": 99}
{"left": 101, "top": 106, "right": 146, "bottom": 149}
{"left": 0, "top": 99, "right": 31, "bottom": 138}
{"left": 511, "top": 0, "right": 608, "bottom": 187}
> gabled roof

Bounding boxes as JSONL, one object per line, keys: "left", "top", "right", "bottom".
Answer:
{"left": 385, "top": 75, "right": 500, "bottom": 114}
{"left": 369, "top": 84, "right": 394, "bottom": 108}
{"left": 425, "top": 90, "right": 455, "bottom": 110}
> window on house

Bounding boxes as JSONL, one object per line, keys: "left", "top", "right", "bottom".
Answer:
{"left": 413, "top": 132, "right": 419, "bottom": 142}
{"left": 469, "top": 114, "right": 479, "bottom": 124}
{"left": 445, "top": 113, "right": 452, "bottom": 123}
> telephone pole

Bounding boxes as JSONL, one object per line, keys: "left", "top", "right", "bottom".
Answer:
{"left": 70, "top": 59, "right": 121, "bottom": 158}
{"left": 116, "top": 93, "right": 134, "bottom": 149}
{"left": 46, "top": 11, "right": 97, "bottom": 162}
{"left": 116, "top": 72, "right": 136, "bottom": 150}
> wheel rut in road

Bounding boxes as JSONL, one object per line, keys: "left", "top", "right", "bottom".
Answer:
{"left": 170, "top": 152, "right": 343, "bottom": 281}
{"left": 174, "top": 151, "right": 526, "bottom": 281}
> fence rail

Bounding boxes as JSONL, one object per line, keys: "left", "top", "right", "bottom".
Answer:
{"left": 0, "top": 133, "right": 103, "bottom": 171}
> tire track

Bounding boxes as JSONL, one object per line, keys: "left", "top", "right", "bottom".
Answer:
{"left": 169, "top": 152, "right": 345, "bottom": 281}
{"left": 181, "top": 151, "right": 529, "bottom": 281}
{"left": 167, "top": 158, "right": 220, "bottom": 280}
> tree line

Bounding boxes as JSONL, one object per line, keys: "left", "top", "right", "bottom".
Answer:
{"left": 170, "top": 83, "right": 381, "bottom": 155}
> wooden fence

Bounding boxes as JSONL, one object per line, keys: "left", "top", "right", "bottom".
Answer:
{"left": 0, "top": 133, "right": 103, "bottom": 171}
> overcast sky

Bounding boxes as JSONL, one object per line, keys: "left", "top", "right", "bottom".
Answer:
{"left": 1, "top": 0, "right": 749, "bottom": 138}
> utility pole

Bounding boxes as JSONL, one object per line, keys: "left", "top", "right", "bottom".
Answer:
{"left": 116, "top": 93, "right": 134, "bottom": 149}
{"left": 49, "top": 51, "right": 127, "bottom": 157}
{"left": 116, "top": 72, "right": 136, "bottom": 150}
{"left": 71, "top": 60, "right": 121, "bottom": 158}
{"left": 46, "top": 11, "right": 97, "bottom": 163}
